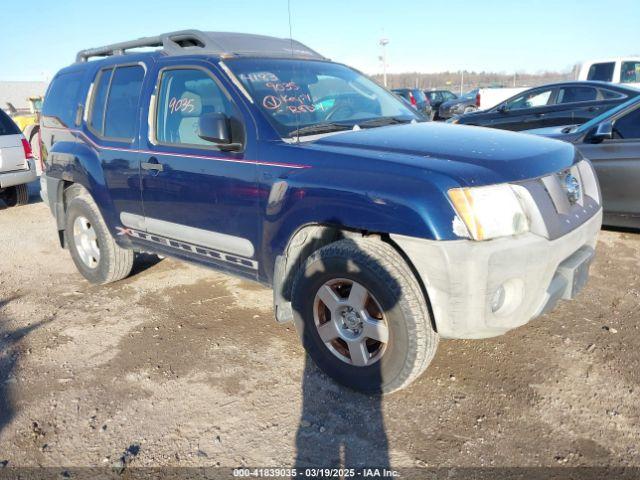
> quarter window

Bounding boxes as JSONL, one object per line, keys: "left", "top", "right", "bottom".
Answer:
{"left": 155, "top": 68, "right": 236, "bottom": 146}
{"left": 42, "top": 71, "right": 83, "bottom": 127}
{"left": 600, "top": 88, "right": 625, "bottom": 100}
{"left": 103, "top": 66, "right": 145, "bottom": 140}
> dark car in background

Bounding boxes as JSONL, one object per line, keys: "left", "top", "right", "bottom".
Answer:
{"left": 424, "top": 90, "right": 457, "bottom": 120}
{"left": 391, "top": 88, "right": 432, "bottom": 118}
{"left": 527, "top": 95, "right": 640, "bottom": 229}
{"left": 451, "top": 81, "right": 639, "bottom": 131}
{"left": 438, "top": 89, "right": 479, "bottom": 119}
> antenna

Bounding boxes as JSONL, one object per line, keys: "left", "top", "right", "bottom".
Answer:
{"left": 288, "top": 0, "right": 301, "bottom": 143}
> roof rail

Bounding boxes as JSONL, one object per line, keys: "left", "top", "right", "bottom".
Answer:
{"left": 75, "top": 30, "right": 327, "bottom": 63}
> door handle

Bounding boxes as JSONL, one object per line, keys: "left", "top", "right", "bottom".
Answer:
{"left": 141, "top": 157, "right": 164, "bottom": 172}
{"left": 535, "top": 113, "right": 545, "bottom": 117}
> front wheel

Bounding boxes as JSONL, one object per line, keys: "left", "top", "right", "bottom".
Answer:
{"left": 65, "top": 187, "right": 134, "bottom": 284}
{"left": 291, "top": 237, "right": 438, "bottom": 393}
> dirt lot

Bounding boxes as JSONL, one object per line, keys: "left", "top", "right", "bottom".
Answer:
{"left": 0, "top": 195, "right": 639, "bottom": 472}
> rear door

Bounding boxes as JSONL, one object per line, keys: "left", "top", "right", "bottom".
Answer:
{"left": 580, "top": 105, "right": 640, "bottom": 223}
{"left": 552, "top": 85, "right": 604, "bottom": 126}
{"left": 82, "top": 62, "right": 149, "bottom": 220}
{"left": 135, "top": 58, "right": 260, "bottom": 278}
{"left": 0, "top": 110, "right": 27, "bottom": 173}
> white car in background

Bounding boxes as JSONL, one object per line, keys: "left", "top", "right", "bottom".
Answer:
{"left": 578, "top": 57, "right": 640, "bottom": 90}
{"left": 0, "top": 108, "right": 37, "bottom": 207}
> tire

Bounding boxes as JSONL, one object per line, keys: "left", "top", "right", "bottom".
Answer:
{"left": 29, "top": 129, "right": 41, "bottom": 170}
{"left": 3, "top": 184, "right": 30, "bottom": 207}
{"left": 291, "top": 237, "right": 438, "bottom": 393}
{"left": 65, "top": 186, "right": 134, "bottom": 285}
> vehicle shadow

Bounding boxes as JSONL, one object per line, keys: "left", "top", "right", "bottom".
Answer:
{"left": 0, "top": 296, "right": 47, "bottom": 437}
{"left": 130, "top": 253, "right": 164, "bottom": 277}
{"left": 280, "top": 233, "right": 393, "bottom": 470}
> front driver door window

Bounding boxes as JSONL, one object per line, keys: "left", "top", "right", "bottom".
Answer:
{"left": 496, "top": 89, "right": 554, "bottom": 130}
{"left": 507, "top": 89, "right": 552, "bottom": 110}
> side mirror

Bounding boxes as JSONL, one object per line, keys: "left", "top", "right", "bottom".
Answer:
{"left": 591, "top": 121, "right": 613, "bottom": 142}
{"left": 497, "top": 103, "right": 508, "bottom": 113}
{"left": 198, "top": 112, "right": 232, "bottom": 144}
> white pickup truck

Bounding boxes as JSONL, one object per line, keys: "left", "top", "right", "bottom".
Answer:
{"left": 0, "top": 108, "right": 36, "bottom": 207}
{"left": 477, "top": 87, "right": 528, "bottom": 110}
{"left": 578, "top": 57, "right": 640, "bottom": 90}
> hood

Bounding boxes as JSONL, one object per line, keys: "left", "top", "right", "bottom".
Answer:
{"left": 441, "top": 97, "right": 474, "bottom": 108}
{"left": 307, "top": 122, "right": 577, "bottom": 186}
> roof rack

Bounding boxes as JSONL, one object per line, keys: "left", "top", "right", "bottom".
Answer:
{"left": 75, "top": 30, "right": 328, "bottom": 63}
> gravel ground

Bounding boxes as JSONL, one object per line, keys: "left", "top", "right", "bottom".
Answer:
{"left": 0, "top": 196, "right": 639, "bottom": 472}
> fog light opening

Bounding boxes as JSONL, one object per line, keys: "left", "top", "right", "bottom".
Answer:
{"left": 490, "top": 278, "right": 525, "bottom": 317}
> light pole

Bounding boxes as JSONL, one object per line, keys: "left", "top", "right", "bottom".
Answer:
{"left": 379, "top": 38, "right": 389, "bottom": 87}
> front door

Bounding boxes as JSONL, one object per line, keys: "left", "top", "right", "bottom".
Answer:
{"left": 132, "top": 59, "right": 260, "bottom": 278}
{"left": 580, "top": 106, "right": 640, "bottom": 223}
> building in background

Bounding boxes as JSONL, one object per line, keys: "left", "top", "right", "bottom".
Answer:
{"left": 0, "top": 81, "right": 48, "bottom": 112}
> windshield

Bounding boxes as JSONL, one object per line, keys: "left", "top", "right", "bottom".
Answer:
{"left": 577, "top": 95, "right": 640, "bottom": 133}
{"left": 226, "top": 58, "right": 421, "bottom": 137}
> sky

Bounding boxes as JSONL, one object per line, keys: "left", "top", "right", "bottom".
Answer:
{"left": 1, "top": 0, "right": 638, "bottom": 81}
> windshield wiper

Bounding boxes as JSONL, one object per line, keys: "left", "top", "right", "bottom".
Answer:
{"left": 357, "top": 116, "right": 416, "bottom": 128}
{"left": 289, "top": 122, "right": 353, "bottom": 137}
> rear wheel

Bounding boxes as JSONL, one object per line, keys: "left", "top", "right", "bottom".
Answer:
{"left": 65, "top": 186, "right": 134, "bottom": 284}
{"left": 291, "top": 237, "right": 438, "bottom": 393}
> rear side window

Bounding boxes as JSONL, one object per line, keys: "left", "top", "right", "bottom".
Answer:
{"left": 88, "top": 64, "right": 144, "bottom": 140}
{"left": 0, "top": 108, "right": 20, "bottom": 136}
{"left": 104, "top": 66, "right": 145, "bottom": 140}
{"left": 587, "top": 62, "right": 615, "bottom": 82}
{"left": 155, "top": 68, "right": 237, "bottom": 146}
{"left": 556, "top": 86, "right": 597, "bottom": 104}
{"left": 42, "top": 71, "right": 83, "bottom": 127}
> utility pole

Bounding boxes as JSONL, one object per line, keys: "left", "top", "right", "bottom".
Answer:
{"left": 460, "top": 70, "right": 464, "bottom": 95}
{"left": 379, "top": 38, "right": 389, "bottom": 87}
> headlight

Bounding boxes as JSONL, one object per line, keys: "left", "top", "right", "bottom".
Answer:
{"left": 448, "top": 184, "right": 529, "bottom": 241}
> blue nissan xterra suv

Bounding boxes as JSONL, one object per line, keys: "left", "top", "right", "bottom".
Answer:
{"left": 40, "top": 31, "right": 602, "bottom": 393}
